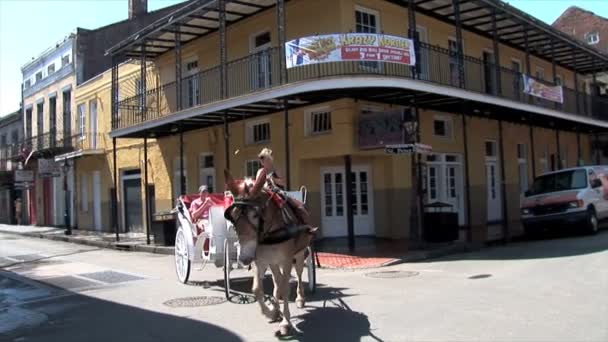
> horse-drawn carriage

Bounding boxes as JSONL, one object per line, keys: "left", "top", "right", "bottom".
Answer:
{"left": 173, "top": 187, "right": 316, "bottom": 300}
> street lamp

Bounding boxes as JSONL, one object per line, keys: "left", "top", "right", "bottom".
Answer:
{"left": 63, "top": 159, "right": 71, "bottom": 235}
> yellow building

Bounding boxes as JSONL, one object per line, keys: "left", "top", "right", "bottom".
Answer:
{"left": 73, "top": 0, "right": 608, "bottom": 247}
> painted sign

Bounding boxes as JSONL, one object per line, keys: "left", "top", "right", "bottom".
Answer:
{"left": 38, "top": 158, "right": 61, "bottom": 178}
{"left": 385, "top": 143, "right": 433, "bottom": 155}
{"left": 14, "top": 170, "right": 34, "bottom": 183}
{"left": 286, "top": 33, "right": 416, "bottom": 68}
{"left": 522, "top": 75, "right": 564, "bottom": 103}
{"left": 359, "top": 108, "right": 405, "bottom": 149}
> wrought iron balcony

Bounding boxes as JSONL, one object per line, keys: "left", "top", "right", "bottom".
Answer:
{"left": 114, "top": 42, "right": 608, "bottom": 131}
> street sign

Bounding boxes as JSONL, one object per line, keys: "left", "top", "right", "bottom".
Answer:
{"left": 38, "top": 159, "right": 61, "bottom": 178}
{"left": 385, "top": 143, "right": 432, "bottom": 155}
{"left": 15, "top": 181, "right": 33, "bottom": 189}
{"left": 14, "top": 170, "right": 34, "bottom": 183}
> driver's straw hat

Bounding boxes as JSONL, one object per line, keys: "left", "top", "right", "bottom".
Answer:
{"left": 198, "top": 185, "right": 209, "bottom": 193}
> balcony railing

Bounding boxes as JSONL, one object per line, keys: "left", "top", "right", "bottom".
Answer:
{"left": 115, "top": 42, "right": 608, "bottom": 130}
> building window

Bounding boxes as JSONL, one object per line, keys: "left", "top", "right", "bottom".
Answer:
{"left": 35, "top": 72, "right": 43, "bottom": 82}
{"left": 81, "top": 173, "right": 88, "bottom": 212}
{"left": 62, "top": 55, "right": 70, "bottom": 67}
{"left": 11, "top": 130, "right": 18, "bottom": 144}
{"left": 355, "top": 7, "right": 379, "bottom": 33}
{"left": 517, "top": 143, "right": 529, "bottom": 194}
{"left": 307, "top": 109, "right": 332, "bottom": 135}
{"left": 555, "top": 74, "right": 563, "bottom": 86}
{"left": 78, "top": 103, "right": 86, "bottom": 140}
{"left": 246, "top": 119, "right": 271, "bottom": 144}
{"left": 173, "top": 157, "right": 188, "bottom": 201}
{"left": 199, "top": 153, "right": 215, "bottom": 194}
{"left": 485, "top": 140, "right": 497, "bottom": 157}
{"left": 246, "top": 160, "right": 261, "bottom": 178}
{"left": 254, "top": 31, "right": 271, "bottom": 48}
{"left": 586, "top": 31, "right": 599, "bottom": 45}
{"left": 0, "top": 134, "right": 6, "bottom": 147}
{"left": 24, "top": 79, "right": 31, "bottom": 89}
{"left": 433, "top": 116, "right": 453, "bottom": 139}
{"left": 184, "top": 59, "right": 200, "bottom": 108}
{"left": 47, "top": 64, "right": 55, "bottom": 75}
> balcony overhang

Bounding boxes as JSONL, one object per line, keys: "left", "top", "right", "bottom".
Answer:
{"left": 54, "top": 149, "right": 106, "bottom": 162}
{"left": 110, "top": 75, "right": 608, "bottom": 140}
{"left": 106, "top": 0, "right": 608, "bottom": 74}
{"left": 105, "top": 0, "right": 277, "bottom": 59}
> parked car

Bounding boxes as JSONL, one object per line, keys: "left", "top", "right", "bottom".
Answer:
{"left": 520, "top": 166, "right": 608, "bottom": 236}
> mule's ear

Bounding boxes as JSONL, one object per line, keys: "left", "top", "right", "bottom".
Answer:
{"left": 250, "top": 168, "right": 266, "bottom": 197}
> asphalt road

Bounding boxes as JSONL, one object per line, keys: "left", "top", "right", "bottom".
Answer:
{"left": 1, "top": 230, "right": 607, "bottom": 342}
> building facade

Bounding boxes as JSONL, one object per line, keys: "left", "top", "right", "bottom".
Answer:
{"left": 73, "top": 0, "right": 608, "bottom": 247}
{"left": 0, "top": 109, "right": 23, "bottom": 224}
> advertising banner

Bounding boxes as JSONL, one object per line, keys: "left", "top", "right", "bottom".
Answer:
{"left": 522, "top": 75, "right": 564, "bottom": 103}
{"left": 286, "top": 33, "right": 416, "bottom": 68}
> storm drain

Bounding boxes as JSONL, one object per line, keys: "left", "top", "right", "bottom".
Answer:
{"left": 163, "top": 296, "right": 226, "bottom": 308}
{"left": 78, "top": 271, "right": 144, "bottom": 284}
{"left": 41, "top": 276, "right": 100, "bottom": 290}
{"left": 365, "top": 270, "right": 420, "bottom": 279}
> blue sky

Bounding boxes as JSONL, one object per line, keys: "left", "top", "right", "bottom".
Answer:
{"left": 0, "top": 0, "right": 607, "bottom": 116}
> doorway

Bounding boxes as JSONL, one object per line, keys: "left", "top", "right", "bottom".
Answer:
{"left": 485, "top": 140, "right": 503, "bottom": 223}
{"left": 483, "top": 50, "right": 496, "bottom": 95}
{"left": 250, "top": 31, "right": 272, "bottom": 90}
{"left": 424, "top": 153, "right": 465, "bottom": 226}
{"left": 320, "top": 165, "right": 375, "bottom": 237}
{"left": 122, "top": 170, "right": 143, "bottom": 233}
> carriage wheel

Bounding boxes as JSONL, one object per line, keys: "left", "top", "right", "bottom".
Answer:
{"left": 305, "top": 246, "right": 316, "bottom": 294}
{"left": 223, "top": 238, "right": 232, "bottom": 300}
{"left": 174, "top": 228, "right": 191, "bottom": 284}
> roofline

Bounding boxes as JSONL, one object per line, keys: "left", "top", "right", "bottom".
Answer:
{"left": 105, "top": 0, "right": 213, "bottom": 56}
{"left": 0, "top": 110, "right": 22, "bottom": 127}
{"left": 21, "top": 32, "right": 76, "bottom": 72}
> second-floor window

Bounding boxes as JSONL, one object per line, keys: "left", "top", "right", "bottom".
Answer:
{"left": 11, "top": 130, "right": 18, "bottom": 144}
{"left": 355, "top": 6, "right": 380, "bottom": 71}
{"left": 246, "top": 160, "right": 261, "bottom": 178}
{"left": 184, "top": 59, "right": 200, "bottom": 107}
{"left": 35, "top": 72, "right": 43, "bottom": 82}
{"left": 247, "top": 119, "right": 271, "bottom": 144}
{"left": 62, "top": 55, "right": 70, "bottom": 67}
{"left": 586, "top": 31, "right": 599, "bottom": 45}
{"left": 47, "top": 64, "right": 55, "bottom": 75}
{"left": 24, "top": 79, "right": 31, "bottom": 89}
{"left": 78, "top": 103, "right": 86, "bottom": 139}
{"left": 0, "top": 134, "right": 6, "bottom": 147}
{"left": 433, "top": 116, "right": 453, "bottom": 139}
{"left": 307, "top": 109, "right": 332, "bottom": 135}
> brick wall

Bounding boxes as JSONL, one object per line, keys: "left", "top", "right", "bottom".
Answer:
{"left": 552, "top": 6, "right": 608, "bottom": 54}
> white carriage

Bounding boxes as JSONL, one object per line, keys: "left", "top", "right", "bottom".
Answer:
{"left": 173, "top": 188, "right": 316, "bottom": 300}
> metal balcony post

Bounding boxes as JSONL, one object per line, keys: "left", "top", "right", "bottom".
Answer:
{"left": 141, "top": 41, "right": 147, "bottom": 120}
{"left": 408, "top": 0, "right": 418, "bottom": 79}
{"left": 529, "top": 117, "right": 536, "bottom": 179}
{"left": 556, "top": 129, "right": 562, "bottom": 169}
{"left": 524, "top": 25, "right": 532, "bottom": 104}
{"left": 551, "top": 39, "right": 558, "bottom": 110}
{"left": 573, "top": 50, "right": 580, "bottom": 114}
{"left": 277, "top": 0, "right": 287, "bottom": 84}
{"left": 144, "top": 136, "right": 150, "bottom": 245}
{"left": 179, "top": 124, "right": 185, "bottom": 195}
{"left": 452, "top": 0, "right": 465, "bottom": 88}
{"left": 576, "top": 129, "right": 582, "bottom": 166}
{"left": 175, "top": 25, "right": 182, "bottom": 111}
{"left": 461, "top": 103, "right": 472, "bottom": 243}
{"left": 219, "top": 0, "right": 230, "bottom": 170}
{"left": 491, "top": 8, "right": 502, "bottom": 96}
{"left": 498, "top": 120, "right": 509, "bottom": 242}
{"left": 113, "top": 137, "right": 119, "bottom": 242}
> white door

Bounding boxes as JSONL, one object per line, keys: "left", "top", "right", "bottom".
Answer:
{"left": 445, "top": 164, "right": 464, "bottom": 225}
{"left": 184, "top": 59, "right": 200, "bottom": 108}
{"left": 250, "top": 31, "right": 272, "bottom": 90}
{"left": 416, "top": 25, "right": 429, "bottom": 80}
{"left": 93, "top": 171, "right": 102, "bottom": 231}
{"left": 321, "top": 168, "right": 346, "bottom": 237}
{"left": 321, "top": 166, "right": 375, "bottom": 237}
{"left": 351, "top": 167, "right": 374, "bottom": 236}
{"left": 485, "top": 160, "right": 502, "bottom": 222}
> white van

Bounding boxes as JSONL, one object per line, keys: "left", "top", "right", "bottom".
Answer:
{"left": 520, "top": 166, "right": 608, "bottom": 236}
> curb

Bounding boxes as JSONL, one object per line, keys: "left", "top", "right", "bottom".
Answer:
{"left": 0, "top": 229, "right": 174, "bottom": 256}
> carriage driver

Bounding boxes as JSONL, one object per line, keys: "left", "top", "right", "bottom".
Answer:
{"left": 190, "top": 185, "right": 214, "bottom": 232}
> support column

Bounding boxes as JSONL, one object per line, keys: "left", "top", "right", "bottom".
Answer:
{"left": 345, "top": 155, "right": 355, "bottom": 251}
{"left": 113, "top": 137, "right": 119, "bottom": 242}
{"left": 595, "top": 133, "right": 601, "bottom": 165}
{"left": 175, "top": 26, "right": 182, "bottom": 111}
{"left": 555, "top": 129, "right": 562, "bottom": 169}
{"left": 179, "top": 124, "right": 185, "bottom": 195}
{"left": 573, "top": 50, "right": 580, "bottom": 114}
{"left": 141, "top": 41, "right": 147, "bottom": 119}
{"left": 452, "top": 0, "right": 465, "bottom": 88}
{"left": 144, "top": 136, "right": 150, "bottom": 245}
{"left": 461, "top": 103, "right": 473, "bottom": 243}
{"left": 498, "top": 120, "right": 509, "bottom": 242}
{"left": 551, "top": 39, "right": 558, "bottom": 110}
{"left": 529, "top": 120, "right": 536, "bottom": 179}
{"left": 491, "top": 8, "right": 502, "bottom": 96}
{"left": 283, "top": 99, "right": 291, "bottom": 189}
{"left": 219, "top": 0, "right": 230, "bottom": 170}
{"left": 408, "top": 99, "right": 421, "bottom": 247}
{"left": 277, "top": 0, "right": 287, "bottom": 84}
{"left": 577, "top": 128, "right": 582, "bottom": 166}
{"left": 408, "top": 0, "right": 418, "bottom": 79}
{"left": 524, "top": 25, "right": 532, "bottom": 104}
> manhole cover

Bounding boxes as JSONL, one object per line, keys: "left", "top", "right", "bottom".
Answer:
{"left": 78, "top": 271, "right": 144, "bottom": 284}
{"left": 468, "top": 274, "right": 492, "bottom": 279}
{"left": 365, "top": 270, "right": 419, "bottom": 278}
{"left": 163, "top": 296, "right": 226, "bottom": 308}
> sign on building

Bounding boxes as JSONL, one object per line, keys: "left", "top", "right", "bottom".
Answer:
{"left": 14, "top": 170, "right": 34, "bottom": 183}
{"left": 358, "top": 107, "right": 417, "bottom": 149}
{"left": 38, "top": 159, "right": 61, "bottom": 178}
{"left": 522, "top": 75, "right": 564, "bottom": 103}
{"left": 385, "top": 143, "right": 433, "bottom": 155}
{"left": 286, "top": 33, "right": 416, "bottom": 68}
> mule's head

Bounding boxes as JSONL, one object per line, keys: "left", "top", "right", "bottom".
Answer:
{"left": 223, "top": 168, "right": 268, "bottom": 266}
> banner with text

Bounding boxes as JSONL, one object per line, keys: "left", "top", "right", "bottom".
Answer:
{"left": 522, "top": 75, "right": 564, "bottom": 104}
{"left": 286, "top": 33, "right": 416, "bottom": 68}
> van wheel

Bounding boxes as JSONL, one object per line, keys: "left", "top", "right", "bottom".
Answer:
{"left": 586, "top": 208, "right": 599, "bottom": 235}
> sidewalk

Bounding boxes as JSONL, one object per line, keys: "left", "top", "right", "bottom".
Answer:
{"left": 0, "top": 224, "right": 174, "bottom": 255}
{"left": 0, "top": 224, "right": 478, "bottom": 268}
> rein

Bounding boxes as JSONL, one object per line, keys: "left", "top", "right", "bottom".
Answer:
{"left": 224, "top": 197, "right": 307, "bottom": 245}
